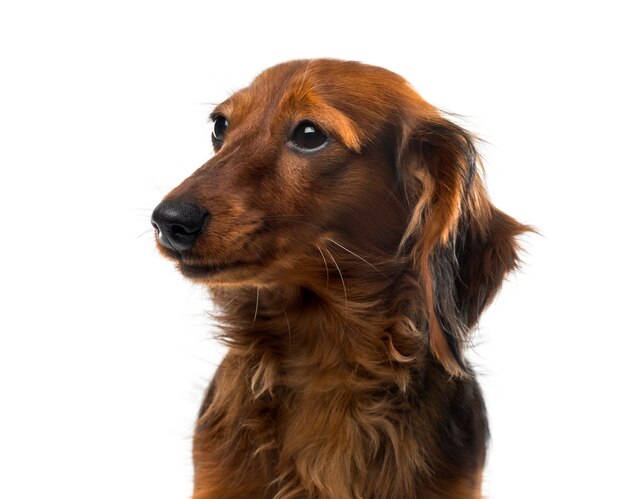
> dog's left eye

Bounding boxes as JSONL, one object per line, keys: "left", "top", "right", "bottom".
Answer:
{"left": 290, "top": 121, "right": 329, "bottom": 151}
{"left": 211, "top": 115, "right": 229, "bottom": 149}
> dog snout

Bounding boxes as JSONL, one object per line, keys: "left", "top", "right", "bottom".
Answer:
{"left": 151, "top": 200, "right": 208, "bottom": 252}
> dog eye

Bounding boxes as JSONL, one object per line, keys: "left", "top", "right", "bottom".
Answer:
{"left": 211, "top": 115, "right": 229, "bottom": 149}
{"left": 290, "top": 121, "right": 329, "bottom": 151}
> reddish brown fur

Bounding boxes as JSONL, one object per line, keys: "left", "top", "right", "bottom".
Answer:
{"left": 154, "top": 59, "right": 530, "bottom": 498}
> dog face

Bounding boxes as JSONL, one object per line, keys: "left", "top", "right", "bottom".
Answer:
{"left": 152, "top": 60, "right": 411, "bottom": 286}
{"left": 152, "top": 59, "right": 529, "bottom": 375}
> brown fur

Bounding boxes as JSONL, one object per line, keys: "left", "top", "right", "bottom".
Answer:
{"left": 153, "top": 59, "right": 530, "bottom": 498}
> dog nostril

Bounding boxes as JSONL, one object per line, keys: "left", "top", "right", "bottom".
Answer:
{"left": 151, "top": 201, "right": 208, "bottom": 252}
{"left": 171, "top": 223, "right": 199, "bottom": 237}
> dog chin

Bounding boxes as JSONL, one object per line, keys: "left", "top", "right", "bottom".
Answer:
{"left": 177, "top": 260, "right": 261, "bottom": 284}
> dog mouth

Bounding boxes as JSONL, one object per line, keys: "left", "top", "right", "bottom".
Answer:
{"left": 155, "top": 236, "right": 265, "bottom": 281}
{"left": 178, "top": 259, "right": 255, "bottom": 279}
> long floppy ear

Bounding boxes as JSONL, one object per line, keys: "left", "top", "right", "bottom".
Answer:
{"left": 398, "top": 113, "right": 530, "bottom": 377}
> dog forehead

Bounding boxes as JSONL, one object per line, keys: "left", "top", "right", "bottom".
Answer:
{"left": 271, "top": 60, "right": 430, "bottom": 136}
{"left": 219, "top": 61, "right": 311, "bottom": 116}
{"left": 221, "top": 60, "right": 420, "bottom": 147}
{"left": 251, "top": 59, "right": 410, "bottom": 108}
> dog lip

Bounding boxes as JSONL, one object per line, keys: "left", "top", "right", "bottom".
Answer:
{"left": 179, "top": 259, "right": 251, "bottom": 277}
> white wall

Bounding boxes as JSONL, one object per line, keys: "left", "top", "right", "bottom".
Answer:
{"left": 1, "top": 1, "right": 624, "bottom": 497}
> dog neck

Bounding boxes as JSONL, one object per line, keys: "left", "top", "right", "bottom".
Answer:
{"left": 208, "top": 260, "right": 428, "bottom": 396}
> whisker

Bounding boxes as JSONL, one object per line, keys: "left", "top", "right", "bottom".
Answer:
{"left": 324, "top": 247, "right": 348, "bottom": 324}
{"left": 327, "top": 238, "right": 392, "bottom": 281}
{"left": 150, "top": 178, "right": 167, "bottom": 197}
{"left": 316, "top": 244, "right": 330, "bottom": 287}
{"left": 222, "top": 295, "right": 238, "bottom": 309}
{"left": 136, "top": 228, "right": 155, "bottom": 240}
{"left": 253, "top": 286, "right": 260, "bottom": 324}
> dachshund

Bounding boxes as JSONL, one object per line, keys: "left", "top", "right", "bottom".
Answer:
{"left": 151, "top": 59, "right": 530, "bottom": 499}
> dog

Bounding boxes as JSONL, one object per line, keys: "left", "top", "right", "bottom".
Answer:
{"left": 151, "top": 59, "right": 529, "bottom": 499}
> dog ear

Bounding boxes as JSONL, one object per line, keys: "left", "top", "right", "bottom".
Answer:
{"left": 398, "top": 114, "right": 530, "bottom": 377}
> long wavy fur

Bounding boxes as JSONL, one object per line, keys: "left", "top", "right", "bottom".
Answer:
{"left": 153, "top": 59, "right": 531, "bottom": 499}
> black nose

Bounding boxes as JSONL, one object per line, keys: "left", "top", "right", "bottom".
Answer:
{"left": 151, "top": 201, "right": 208, "bottom": 252}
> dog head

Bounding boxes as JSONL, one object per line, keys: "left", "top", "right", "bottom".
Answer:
{"left": 152, "top": 59, "right": 529, "bottom": 375}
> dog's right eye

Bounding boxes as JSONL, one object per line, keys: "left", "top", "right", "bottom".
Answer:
{"left": 211, "top": 115, "right": 229, "bottom": 149}
{"left": 290, "top": 121, "right": 329, "bottom": 152}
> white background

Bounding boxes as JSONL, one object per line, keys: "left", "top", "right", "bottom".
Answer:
{"left": 1, "top": 1, "right": 624, "bottom": 498}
